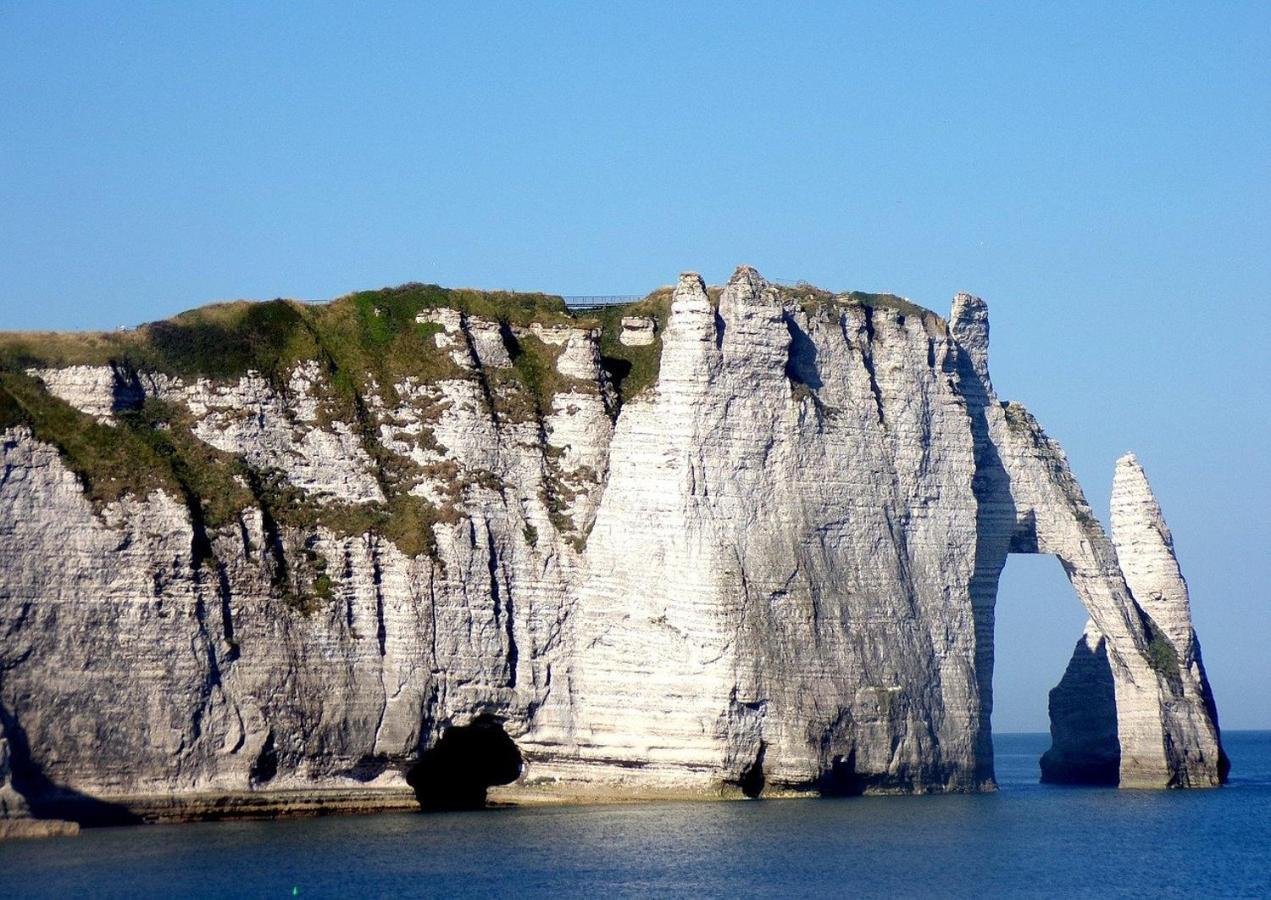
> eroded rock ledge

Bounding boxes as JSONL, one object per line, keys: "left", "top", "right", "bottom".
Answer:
{"left": 0, "top": 268, "right": 1226, "bottom": 831}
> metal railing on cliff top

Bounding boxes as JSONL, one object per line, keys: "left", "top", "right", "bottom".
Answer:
{"left": 560, "top": 295, "right": 643, "bottom": 309}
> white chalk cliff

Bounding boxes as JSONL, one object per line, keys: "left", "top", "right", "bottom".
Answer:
{"left": 0, "top": 267, "right": 1227, "bottom": 826}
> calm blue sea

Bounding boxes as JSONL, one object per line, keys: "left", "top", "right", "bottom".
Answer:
{"left": 1, "top": 732, "right": 1268, "bottom": 898}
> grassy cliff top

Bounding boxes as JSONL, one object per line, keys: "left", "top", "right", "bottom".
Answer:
{"left": 0, "top": 283, "right": 575, "bottom": 379}
{"left": 0, "top": 277, "right": 944, "bottom": 590}
{"left": 0, "top": 278, "right": 941, "bottom": 387}
{"left": 768, "top": 283, "right": 940, "bottom": 323}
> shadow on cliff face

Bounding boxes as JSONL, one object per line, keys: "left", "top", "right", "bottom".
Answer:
{"left": 0, "top": 703, "right": 143, "bottom": 826}
{"left": 108, "top": 360, "right": 147, "bottom": 413}
{"left": 783, "top": 316, "right": 823, "bottom": 389}
{"left": 406, "top": 717, "right": 522, "bottom": 811}
{"left": 817, "top": 749, "right": 869, "bottom": 797}
{"left": 948, "top": 328, "right": 1018, "bottom": 790}
{"left": 738, "top": 744, "right": 766, "bottom": 799}
{"left": 1039, "top": 636, "right": 1120, "bottom": 786}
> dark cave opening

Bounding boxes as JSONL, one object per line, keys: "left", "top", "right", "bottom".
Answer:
{"left": 249, "top": 731, "right": 278, "bottom": 786}
{"left": 739, "top": 744, "right": 766, "bottom": 799}
{"left": 406, "top": 717, "right": 523, "bottom": 811}
{"left": 817, "top": 750, "right": 867, "bottom": 797}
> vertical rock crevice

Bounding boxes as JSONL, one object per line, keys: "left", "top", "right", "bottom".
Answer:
{"left": 859, "top": 307, "right": 887, "bottom": 426}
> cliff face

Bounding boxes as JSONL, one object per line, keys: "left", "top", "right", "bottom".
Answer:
{"left": 0, "top": 267, "right": 1226, "bottom": 822}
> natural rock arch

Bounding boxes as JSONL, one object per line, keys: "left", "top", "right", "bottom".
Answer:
{"left": 950, "top": 293, "right": 1226, "bottom": 787}
{"left": 0, "top": 266, "right": 1228, "bottom": 822}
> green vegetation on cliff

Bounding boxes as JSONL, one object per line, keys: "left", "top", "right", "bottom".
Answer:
{"left": 781, "top": 283, "right": 938, "bottom": 324}
{"left": 0, "top": 278, "right": 939, "bottom": 406}
{"left": 594, "top": 288, "right": 676, "bottom": 401}
{"left": 0, "top": 368, "right": 456, "bottom": 611}
{"left": 0, "top": 284, "right": 571, "bottom": 389}
{"left": 0, "top": 369, "right": 189, "bottom": 507}
{"left": 0, "top": 277, "right": 944, "bottom": 590}
{"left": 841, "top": 291, "right": 933, "bottom": 320}
{"left": 0, "top": 284, "right": 588, "bottom": 611}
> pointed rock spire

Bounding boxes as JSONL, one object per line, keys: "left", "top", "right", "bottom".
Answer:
{"left": 668, "top": 271, "right": 710, "bottom": 319}
{"left": 674, "top": 271, "right": 708, "bottom": 304}
{"left": 950, "top": 292, "right": 990, "bottom": 383}
{"left": 718, "top": 265, "right": 785, "bottom": 364}
{"left": 665, "top": 271, "right": 712, "bottom": 338}
{"left": 726, "top": 264, "right": 766, "bottom": 294}
{"left": 1111, "top": 453, "right": 1195, "bottom": 659}
{"left": 659, "top": 271, "right": 716, "bottom": 381}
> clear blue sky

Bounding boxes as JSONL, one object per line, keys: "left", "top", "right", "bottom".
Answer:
{"left": 2, "top": 2, "right": 1267, "bottom": 731}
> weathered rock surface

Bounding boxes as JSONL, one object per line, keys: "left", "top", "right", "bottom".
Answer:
{"left": 0, "top": 267, "right": 1226, "bottom": 831}
{"left": 618, "top": 316, "right": 656, "bottom": 346}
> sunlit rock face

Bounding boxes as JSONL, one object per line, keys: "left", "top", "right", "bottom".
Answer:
{"left": 618, "top": 316, "right": 655, "bottom": 346}
{"left": 0, "top": 267, "right": 1226, "bottom": 826}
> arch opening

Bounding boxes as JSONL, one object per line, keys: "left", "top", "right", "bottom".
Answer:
{"left": 992, "top": 553, "right": 1115, "bottom": 785}
{"left": 406, "top": 717, "right": 523, "bottom": 811}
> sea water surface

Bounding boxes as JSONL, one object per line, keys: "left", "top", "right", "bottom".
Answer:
{"left": 2, "top": 732, "right": 1269, "bottom": 898}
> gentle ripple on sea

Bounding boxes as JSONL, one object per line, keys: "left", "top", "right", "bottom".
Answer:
{"left": 1, "top": 731, "right": 1269, "bottom": 898}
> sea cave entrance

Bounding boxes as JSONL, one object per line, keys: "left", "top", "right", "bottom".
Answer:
{"left": 406, "top": 717, "right": 523, "bottom": 811}
{"left": 992, "top": 553, "right": 1116, "bottom": 785}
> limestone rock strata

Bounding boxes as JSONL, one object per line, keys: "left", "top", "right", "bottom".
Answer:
{"left": 0, "top": 267, "right": 1225, "bottom": 828}
{"left": 618, "top": 317, "right": 655, "bottom": 346}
